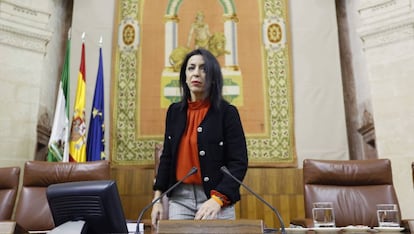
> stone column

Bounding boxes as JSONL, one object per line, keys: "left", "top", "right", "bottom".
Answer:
{"left": 223, "top": 14, "right": 239, "bottom": 69}
{"left": 164, "top": 15, "right": 179, "bottom": 68}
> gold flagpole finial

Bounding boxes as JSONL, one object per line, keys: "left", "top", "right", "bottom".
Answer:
{"left": 99, "top": 36, "right": 103, "bottom": 47}
{"left": 68, "top": 27, "right": 72, "bottom": 40}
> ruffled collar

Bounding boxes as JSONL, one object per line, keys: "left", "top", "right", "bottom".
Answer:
{"left": 187, "top": 99, "right": 210, "bottom": 110}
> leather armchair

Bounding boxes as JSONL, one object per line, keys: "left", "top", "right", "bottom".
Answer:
{"left": 403, "top": 162, "right": 414, "bottom": 231}
{"left": 0, "top": 166, "right": 20, "bottom": 220}
{"left": 14, "top": 160, "right": 110, "bottom": 232}
{"left": 291, "top": 159, "right": 400, "bottom": 228}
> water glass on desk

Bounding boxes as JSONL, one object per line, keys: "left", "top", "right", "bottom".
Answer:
{"left": 376, "top": 204, "right": 400, "bottom": 227}
{"left": 312, "top": 202, "right": 335, "bottom": 228}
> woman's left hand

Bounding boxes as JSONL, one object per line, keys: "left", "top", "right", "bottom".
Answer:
{"left": 194, "top": 198, "right": 221, "bottom": 220}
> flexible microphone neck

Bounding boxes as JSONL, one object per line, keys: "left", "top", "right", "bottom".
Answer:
{"left": 135, "top": 166, "right": 197, "bottom": 233}
{"left": 220, "top": 166, "right": 286, "bottom": 234}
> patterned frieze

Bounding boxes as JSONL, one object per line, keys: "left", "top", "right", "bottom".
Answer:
{"left": 357, "top": 0, "right": 414, "bottom": 50}
{"left": 0, "top": 0, "right": 52, "bottom": 53}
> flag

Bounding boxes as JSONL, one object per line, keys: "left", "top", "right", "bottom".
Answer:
{"left": 47, "top": 37, "right": 71, "bottom": 162}
{"left": 87, "top": 46, "right": 105, "bottom": 161}
{"left": 69, "top": 42, "right": 87, "bottom": 162}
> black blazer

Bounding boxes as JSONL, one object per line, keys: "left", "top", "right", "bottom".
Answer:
{"left": 153, "top": 99, "right": 248, "bottom": 204}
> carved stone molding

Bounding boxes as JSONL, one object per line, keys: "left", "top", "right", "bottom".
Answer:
{"left": 357, "top": 0, "right": 414, "bottom": 50}
{"left": 36, "top": 111, "right": 51, "bottom": 161}
{"left": 358, "top": 123, "right": 376, "bottom": 147}
{"left": 0, "top": 0, "right": 52, "bottom": 54}
{"left": 358, "top": 109, "right": 376, "bottom": 148}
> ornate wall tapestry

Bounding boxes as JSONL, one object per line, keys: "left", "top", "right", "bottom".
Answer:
{"left": 111, "top": 0, "right": 296, "bottom": 167}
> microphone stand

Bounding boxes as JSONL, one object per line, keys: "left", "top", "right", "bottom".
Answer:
{"left": 220, "top": 166, "right": 286, "bottom": 234}
{"left": 135, "top": 167, "right": 198, "bottom": 233}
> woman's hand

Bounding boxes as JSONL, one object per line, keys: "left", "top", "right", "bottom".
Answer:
{"left": 150, "top": 190, "right": 163, "bottom": 227}
{"left": 194, "top": 198, "right": 221, "bottom": 220}
{"left": 151, "top": 202, "right": 164, "bottom": 227}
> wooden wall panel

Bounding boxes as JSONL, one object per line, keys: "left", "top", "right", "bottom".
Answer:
{"left": 238, "top": 168, "right": 305, "bottom": 228}
{"left": 111, "top": 166, "right": 305, "bottom": 228}
{"left": 111, "top": 166, "right": 155, "bottom": 221}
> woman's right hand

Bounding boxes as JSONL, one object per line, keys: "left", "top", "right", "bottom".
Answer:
{"left": 151, "top": 201, "right": 164, "bottom": 228}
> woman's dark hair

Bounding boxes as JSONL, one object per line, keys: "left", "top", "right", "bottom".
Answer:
{"left": 179, "top": 48, "right": 224, "bottom": 109}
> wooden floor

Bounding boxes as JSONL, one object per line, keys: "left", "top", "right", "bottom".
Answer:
{"left": 111, "top": 166, "right": 305, "bottom": 228}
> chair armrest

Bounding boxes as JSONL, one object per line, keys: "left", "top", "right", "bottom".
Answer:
{"left": 401, "top": 219, "right": 414, "bottom": 232}
{"left": 290, "top": 218, "right": 314, "bottom": 228}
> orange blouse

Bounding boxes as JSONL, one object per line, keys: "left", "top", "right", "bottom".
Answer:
{"left": 176, "top": 99, "right": 210, "bottom": 184}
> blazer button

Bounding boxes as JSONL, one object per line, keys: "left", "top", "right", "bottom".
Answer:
{"left": 197, "top": 127, "right": 203, "bottom": 132}
{"left": 203, "top": 177, "right": 209, "bottom": 182}
{"left": 219, "top": 141, "right": 223, "bottom": 146}
{"left": 199, "top": 150, "right": 205, "bottom": 156}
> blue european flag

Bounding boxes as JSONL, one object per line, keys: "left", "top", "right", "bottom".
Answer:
{"left": 87, "top": 47, "right": 105, "bottom": 161}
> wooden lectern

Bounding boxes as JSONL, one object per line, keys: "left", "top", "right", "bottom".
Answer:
{"left": 157, "top": 219, "right": 264, "bottom": 233}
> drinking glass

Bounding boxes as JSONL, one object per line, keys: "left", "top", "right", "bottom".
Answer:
{"left": 312, "top": 202, "right": 335, "bottom": 228}
{"left": 376, "top": 204, "right": 400, "bottom": 227}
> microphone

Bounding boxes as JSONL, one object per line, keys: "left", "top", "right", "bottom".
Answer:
{"left": 220, "top": 166, "right": 286, "bottom": 234}
{"left": 135, "top": 166, "right": 198, "bottom": 233}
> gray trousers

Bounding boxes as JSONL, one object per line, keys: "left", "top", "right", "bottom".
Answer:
{"left": 168, "top": 183, "right": 235, "bottom": 220}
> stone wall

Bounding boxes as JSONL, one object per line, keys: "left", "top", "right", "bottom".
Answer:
{"left": 356, "top": 0, "right": 414, "bottom": 219}
{"left": 0, "top": 0, "right": 71, "bottom": 166}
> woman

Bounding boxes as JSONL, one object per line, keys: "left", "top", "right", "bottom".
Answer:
{"left": 151, "top": 48, "right": 248, "bottom": 226}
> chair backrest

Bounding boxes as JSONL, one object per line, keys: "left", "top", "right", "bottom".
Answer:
{"left": 0, "top": 167, "right": 20, "bottom": 220}
{"left": 154, "top": 144, "right": 169, "bottom": 219}
{"left": 14, "top": 160, "right": 110, "bottom": 231}
{"left": 303, "top": 159, "right": 400, "bottom": 227}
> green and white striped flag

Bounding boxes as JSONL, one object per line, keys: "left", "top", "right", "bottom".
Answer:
{"left": 47, "top": 30, "right": 71, "bottom": 162}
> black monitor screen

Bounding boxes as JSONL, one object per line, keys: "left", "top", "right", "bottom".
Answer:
{"left": 46, "top": 180, "right": 128, "bottom": 234}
